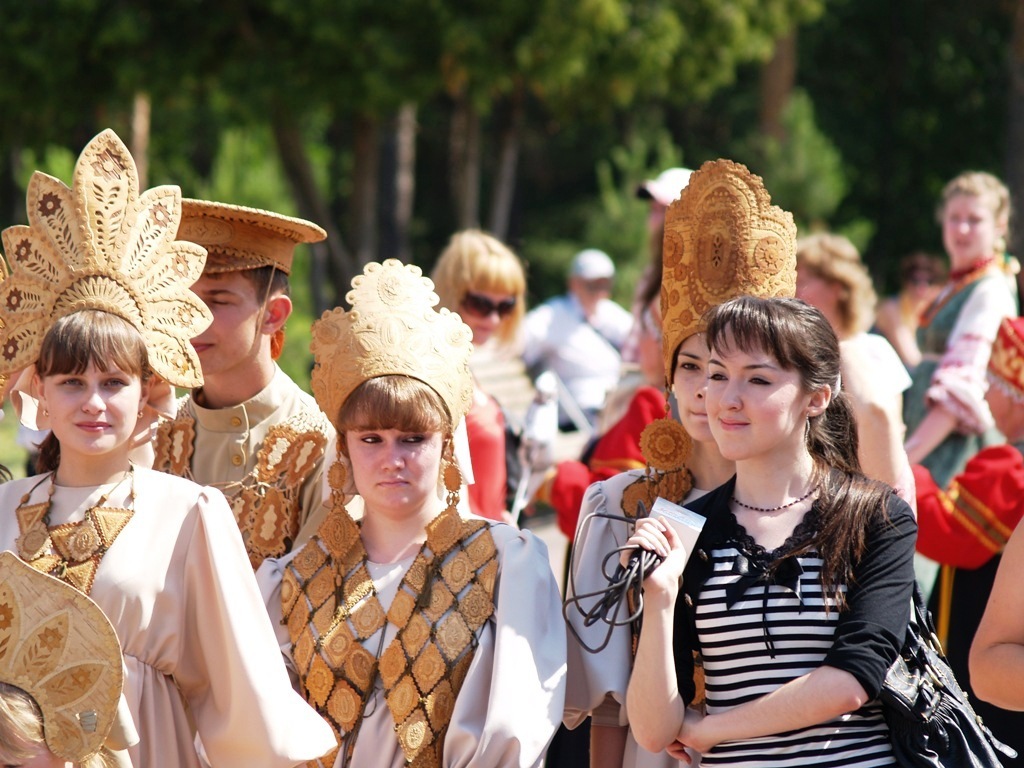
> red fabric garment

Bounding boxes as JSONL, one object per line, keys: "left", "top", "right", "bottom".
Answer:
{"left": 550, "top": 386, "right": 666, "bottom": 539}
{"left": 914, "top": 444, "right": 1024, "bottom": 568}
{"left": 465, "top": 392, "right": 508, "bottom": 521}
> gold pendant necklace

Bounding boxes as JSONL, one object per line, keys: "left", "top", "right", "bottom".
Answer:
{"left": 15, "top": 466, "right": 136, "bottom": 595}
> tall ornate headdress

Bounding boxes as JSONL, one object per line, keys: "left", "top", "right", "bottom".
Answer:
{"left": 633, "top": 160, "right": 797, "bottom": 494}
{"left": 0, "top": 551, "right": 123, "bottom": 762}
{"left": 660, "top": 158, "right": 797, "bottom": 379}
{"left": 0, "top": 129, "right": 211, "bottom": 387}
{"left": 177, "top": 199, "right": 326, "bottom": 275}
{"left": 988, "top": 316, "right": 1024, "bottom": 402}
{"left": 310, "top": 259, "right": 474, "bottom": 433}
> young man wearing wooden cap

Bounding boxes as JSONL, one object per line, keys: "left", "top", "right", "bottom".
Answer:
{"left": 154, "top": 200, "right": 334, "bottom": 570}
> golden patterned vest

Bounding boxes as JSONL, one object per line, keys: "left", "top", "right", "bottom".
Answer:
{"left": 154, "top": 399, "right": 330, "bottom": 570}
{"left": 282, "top": 505, "right": 498, "bottom": 768}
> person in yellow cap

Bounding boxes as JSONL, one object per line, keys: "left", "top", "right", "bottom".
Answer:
{"left": 0, "top": 129, "right": 336, "bottom": 767}
{"left": 153, "top": 200, "right": 334, "bottom": 570}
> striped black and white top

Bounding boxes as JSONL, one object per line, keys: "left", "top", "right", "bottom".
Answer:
{"left": 695, "top": 543, "right": 895, "bottom": 767}
{"left": 676, "top": 478, "right": 917, "bottom": 768}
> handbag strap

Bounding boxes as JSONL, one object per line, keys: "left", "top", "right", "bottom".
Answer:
{"left": 907, "top": 582, "right": 946, "bottom": 660}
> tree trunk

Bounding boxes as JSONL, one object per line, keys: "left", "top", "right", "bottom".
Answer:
{"left": 379, "top": 103, "right": 417, "bottom": 262}
{"left": 759, "top": 31, "right": 798, "bottom": 142}
{"left": 450, "top": 96, "right": 481, "bottom": 229}
{"left": 489, "top": 86, "right": 524, "bottom": 241}
{"left": 131, "top": 92, "right": 151, "bottom": 188}
{"left": 351, "top": 114, "right": 380, "bottom": 274}
{"left": 270, "top": 112, "right": 353, "bottom": 313}
{"left": 1007, "top": 0, "right": 1024, "bottom": 298}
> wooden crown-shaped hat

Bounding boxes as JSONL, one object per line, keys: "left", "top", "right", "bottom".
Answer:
{"left": 310, "top": 259, "right": 474, "bottom": 431}
{"left": 0, "top": 551, "right": 123, "bottom": 762}
{"left": 0, "top": 129, "right": 212, "bottom": 387}
{"left": 660, "top": 159, "right": 797, "bottom": 378}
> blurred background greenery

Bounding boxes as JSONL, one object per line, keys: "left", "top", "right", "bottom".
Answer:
{"left": 0, "top": 406, "right": 21, "bottom": 479}
{"left": 0, "top": 0, "right": 1020, "bottom": 423}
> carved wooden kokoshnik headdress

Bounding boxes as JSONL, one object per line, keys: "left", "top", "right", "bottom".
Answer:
{"left": 0, "top": 551, "right": 123, "bottom": 763}
{"left": 0, "top": 129, "right": 212, "bottom": 388}
{"left": 309, "top": 258, "right": 475, "bottom": 435}
{"left": 636, "top": 159, "right": 798, "bottom": 489}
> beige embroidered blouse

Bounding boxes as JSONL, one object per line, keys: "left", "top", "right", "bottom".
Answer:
{"left": 154, "top": 365, "right": 334, "bottom": 569}
{"left": 0, "top": 468, "right": 337, "bottom": 767}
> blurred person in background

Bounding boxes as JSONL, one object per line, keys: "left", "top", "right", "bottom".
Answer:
{"left": 903, "top": 171, "right": 1018, "bottom": 604}
{"left": 916, "top": 316, "right": 1024, "bottom": 759}
{"left": 616, "top": 168, "right": 694, "bottom": 372}
{"left": 637, "top": 167, "right": 694, "bottom": 265}
{"left": 431, "top": 229, "right": 527, "bottom": 521}
{"left": 523, "top": 249, "right": 633, "bottom": 431}
{"left": 537, "top": 279, "right": 666, "bottom": 546}
{"left": 795, "top": 233, "right": 915, "bottom": 503}
{"left": 903, "top": 171, "right": 1018, "bottom": 487}
{"left": 874, "top": 251, "right": 946, "bottom": 370}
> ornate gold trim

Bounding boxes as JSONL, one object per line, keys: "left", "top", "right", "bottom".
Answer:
{"left": 284, "top": 505, "right": 498, "bottom": 767}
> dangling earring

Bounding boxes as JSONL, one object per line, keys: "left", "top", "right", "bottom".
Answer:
{"left": 442, "top": 461, "right": 462, "bottom": 514}
{"left": 640, "top": 391, "right": 693, "bottom": 474}
{"left": 319, "top": 442, "right": 360, "bottom": 558}
{"left": 327, "top": 440, "right": 350, "bottom": 509}
{"left": 270, "top": 328, "right": 285, "bottom": 360}
{"left": 441, "top": 441, "right": 462, "bottom": 515}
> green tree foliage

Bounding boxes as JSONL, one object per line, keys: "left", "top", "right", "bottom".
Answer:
{"left": 796, "top": 0, "right": 1012, "bottom": 288}
{"left": 732, "top": 89, "right": 863, "bottom": 242}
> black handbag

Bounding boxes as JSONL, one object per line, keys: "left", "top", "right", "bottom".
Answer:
{"left": 880, "top": 584, "right": 1017, "bottom": 767}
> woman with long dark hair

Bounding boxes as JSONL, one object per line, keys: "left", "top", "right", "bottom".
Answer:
{"left": 563, "top": 160, "right": 799, "bottom": 768}
{"left": 626, "top": 297, "right": 916, "bottom": 766}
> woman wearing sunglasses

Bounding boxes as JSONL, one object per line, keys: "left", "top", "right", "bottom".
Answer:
{"left": 431, "top": 230, "right": 527, "bottom": 521}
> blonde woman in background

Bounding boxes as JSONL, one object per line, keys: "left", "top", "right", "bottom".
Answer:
{"left": 796, "top": 233, "right": 915, "bottom": 503}
{"left": 431, "top": 230, "right": 527, "bottom": 521}
{"left": 904, "top": 171, "right": 1018, "bottom": 487}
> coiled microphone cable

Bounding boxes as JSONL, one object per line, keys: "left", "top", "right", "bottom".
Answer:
{"left": 562, "top": 509, "right": 663, "bottom": 654}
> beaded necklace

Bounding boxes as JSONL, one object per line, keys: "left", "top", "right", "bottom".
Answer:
{"left": 732, "top": 484, "right": 818, "bottom": 513}
{"left": 14, "top": 466, "right": 136, "bottom": 595}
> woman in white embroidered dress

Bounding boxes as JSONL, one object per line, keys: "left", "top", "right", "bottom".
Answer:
{"left": 257, "top": 259, "right": 566, "bottom": 768}
{"left": 0, "top": 130, "right": 335, "bottom": 767}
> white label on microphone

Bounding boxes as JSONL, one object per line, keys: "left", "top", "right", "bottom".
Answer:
{"left": 650, "top": 496, "right": 705, "bottom": 564}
